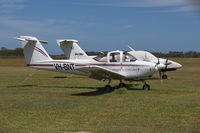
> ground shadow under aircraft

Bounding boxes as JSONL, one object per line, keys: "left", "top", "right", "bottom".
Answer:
{"left": 71, "top": 84, "right": 145, "bottom": 96}
{"left": 8, "top": 84, "right": 147, "bottom": 96}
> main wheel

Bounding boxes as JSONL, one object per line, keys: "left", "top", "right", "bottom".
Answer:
{"left": 142, "top": 84, "right": 150, "bottom": 90}
{"left": 104, "top": 85, "right": 113, "bottom": 91}
{"left": 162, "top": 74, "right": 168, "bottom": 79}
{"left": 119, "top": 83, "right": 126, "bottom": 88}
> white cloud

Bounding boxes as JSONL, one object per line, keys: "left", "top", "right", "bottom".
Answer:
{"left": 0, "top": 17, "right": 58, "bottom": 33}
{"left": 104, "top": 0, "right": 186, "bottom": 7}
{"left": 0, "top": 16, "right": 72, "bottom": 49}
{"left": 97, "top": 0, "right": 199, "bottom": 12}
{"left": 0, "top": 0, "right": 27, "bottom": 13}
{"left": 158, "top": 5, "right": 199, "bottom": 12}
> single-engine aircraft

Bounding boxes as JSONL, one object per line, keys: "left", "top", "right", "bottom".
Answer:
{"left": 128, "top": 46, "right": 182, "bottom": 79}
{"left": 15, "top": 36, "right": 166, "bottom": 90}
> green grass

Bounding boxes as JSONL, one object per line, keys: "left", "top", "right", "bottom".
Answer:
{"left": 0, "top": 58, "right": 200, "bottom": 133}
{"left": 0, "top": 57, "right": 25, "bottom": 67}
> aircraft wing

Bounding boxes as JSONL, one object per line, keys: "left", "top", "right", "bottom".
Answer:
{"left": 76, "top": 65, "right": 125, "bottom": 80}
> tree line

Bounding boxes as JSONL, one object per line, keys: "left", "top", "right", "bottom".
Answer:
{"left": 1, "top": 47, "right": 200, "bottom": 58}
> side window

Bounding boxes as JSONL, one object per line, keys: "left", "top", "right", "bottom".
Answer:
{"left": 110, "top": 52, "right": 120, "bottom": 62}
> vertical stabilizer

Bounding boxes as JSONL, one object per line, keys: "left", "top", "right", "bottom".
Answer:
{"left": 15, "top": 36, "right": 52, "bottom": 65}
{"left": 57, "top": 39, "right": 89, "bottom": 59}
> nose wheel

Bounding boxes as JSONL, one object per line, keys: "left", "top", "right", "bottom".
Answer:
{"left": 162, "top": 74, "right": 168, "bottom": 79}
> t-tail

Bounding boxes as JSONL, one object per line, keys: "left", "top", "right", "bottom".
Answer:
{"left": 57, "top": 39, "right": 89, "bottom": 59}
{"left": 15, "top": 36, "right": 53, "bottom": 68}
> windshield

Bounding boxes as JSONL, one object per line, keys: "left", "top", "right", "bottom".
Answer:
{"left": 93, "top": 53, "right": 107, "bottom": 62}
{"left": 145, "top": 52, "right": 157, "bottom": 61}
{"left": 123, "top": 52, "right": 137, "bottom": 62}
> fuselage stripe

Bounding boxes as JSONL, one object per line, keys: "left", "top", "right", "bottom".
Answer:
{"left": 75, "top": 64, "right": 145, "bottom": 67}
{"left": 26, "top": 63, "right": 146, "bottom": 67}
{"left": 27, "top": 64, "right": 53, "bottom": 66}
{"left": 35, "top": 46, "right": 48, "bottom": 57}
{"left": 32, "top": 46, "right": 48, "bottom": 57}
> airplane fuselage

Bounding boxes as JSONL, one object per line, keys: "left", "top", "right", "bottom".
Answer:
{"left": 27, "top": 59, "right": 158, "bottom": 80}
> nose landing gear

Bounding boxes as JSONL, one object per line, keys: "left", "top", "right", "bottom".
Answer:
{"left": 162, "top": 74, "right": 168, "bottom": 79}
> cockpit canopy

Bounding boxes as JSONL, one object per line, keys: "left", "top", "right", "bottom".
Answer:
{"left": 128, "top": 51, "right": 157, "bottom": 61}
{"left": 94, "top": 51, "right": 137, "bottom": 63}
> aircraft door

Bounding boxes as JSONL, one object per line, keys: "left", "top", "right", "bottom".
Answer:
{"left": 107, "top": 51, "right": 123, "bottom": 72}
{"left": 121, "top": 52, "right": 138, "bottom": 76}
{"left": 107, "top": 51, "right": 122, "bottom": 63}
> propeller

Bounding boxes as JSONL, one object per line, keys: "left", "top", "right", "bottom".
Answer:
{"left": 164, "top": 58, "right": 172, "bottom": 70}
{"left": 155, "top": 58, "right": 160, "bottom": 69}
{"left": 164, "top": 59, "right": 168, "bottom": 71}
{"left": 155, "top": 58, "right": 163, "bottom": 84}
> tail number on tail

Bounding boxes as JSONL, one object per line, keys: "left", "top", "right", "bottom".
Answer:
{"left": 54, "top": 63, "right": 75, "bottom": 71}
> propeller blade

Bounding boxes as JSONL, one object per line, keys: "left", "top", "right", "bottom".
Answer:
{"left": 164, "top": 59, "right": 168, "bottom": 71}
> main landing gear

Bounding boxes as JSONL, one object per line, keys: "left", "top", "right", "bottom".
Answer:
{"left": 104, "top": 79, "right": 113, "bottom": 91}
{"left": 118, "top": 80, "right": 126, "bottom": 88}
{"left": 103, "top": 79, "right": 126, "bottom": 91}
{"left": 103, "top": 79, "right": 151, "bottom": 91}
{"left": 142, "top": 81, "right": 150, "bottom": 90}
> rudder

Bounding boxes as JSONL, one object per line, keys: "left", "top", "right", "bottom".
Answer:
{"left": 15, "top": 36, "right": 52, "bottom": 65}
{"left": 57, "top": 39, "right": 89, "bottom": 59}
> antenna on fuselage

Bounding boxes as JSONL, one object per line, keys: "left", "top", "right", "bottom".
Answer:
{"left": 128, "top": 45, "right": 135, "bottom": 51}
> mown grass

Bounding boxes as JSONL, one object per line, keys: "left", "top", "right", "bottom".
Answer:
{"left": 0, "top": 57, "right": 25, "bottom": 67}
{"left": 0, "top": 58, "right": 200, "bottom": 133}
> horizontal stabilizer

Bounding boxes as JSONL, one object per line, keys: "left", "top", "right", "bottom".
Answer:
{"left": 14, "top": 37, "right": 48, "bottom": 44}
{"left": 57, "top": 40, "right": 78, "bottom": 46}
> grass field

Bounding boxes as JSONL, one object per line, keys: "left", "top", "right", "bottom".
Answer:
{"left": 0, "top": 57, "right": 200, "bottom": 133}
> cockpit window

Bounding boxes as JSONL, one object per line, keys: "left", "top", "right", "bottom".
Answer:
{"left": 109, "top": 52, "right": 120, "bottom": 62}
{"left": 93, "top": 53, "right": 107, "bottom": 62}
{"left": 123, "top": 52, "right": 137, "bottom": 62}
{"left": 94, "top": 51, "right": 137, "bottom": 62}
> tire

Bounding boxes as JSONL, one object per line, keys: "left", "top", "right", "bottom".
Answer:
{"left": 142, "top": 84, "right": 150, "bottom": 90}
{"left": 119, "top": 83, "right": 126, "bottom": 88}
{"left": 104, "top": 85, "right": 112, "bottom": 91}
{"left": 162, "top": 74, "right": 168, "bottom": 79}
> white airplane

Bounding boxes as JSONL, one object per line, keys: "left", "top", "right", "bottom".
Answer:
{"left": 128, "top": 46, "right": 182, "bottom": 79}
{"left": 15, "top": 36, "right": 166, "bottom": 91}
{"left": 57, "top": 40, "right": 182, "bottom": 79}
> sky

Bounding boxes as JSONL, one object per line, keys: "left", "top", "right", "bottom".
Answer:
{"left": 0, "top": 0, "right": 200, "bottom": 54}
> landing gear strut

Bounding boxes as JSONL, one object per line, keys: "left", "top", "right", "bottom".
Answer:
{"left": 142, "top": 81, "right": 150, "bottom": 90}
{"left": 162, "top": 74, "right": 168, "bottom": 79}
{"left": 104, "top": 79, "right": 113, "bottom": 91}
{"left": 118, "top": 80, "right": 126, "bottom": 88}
